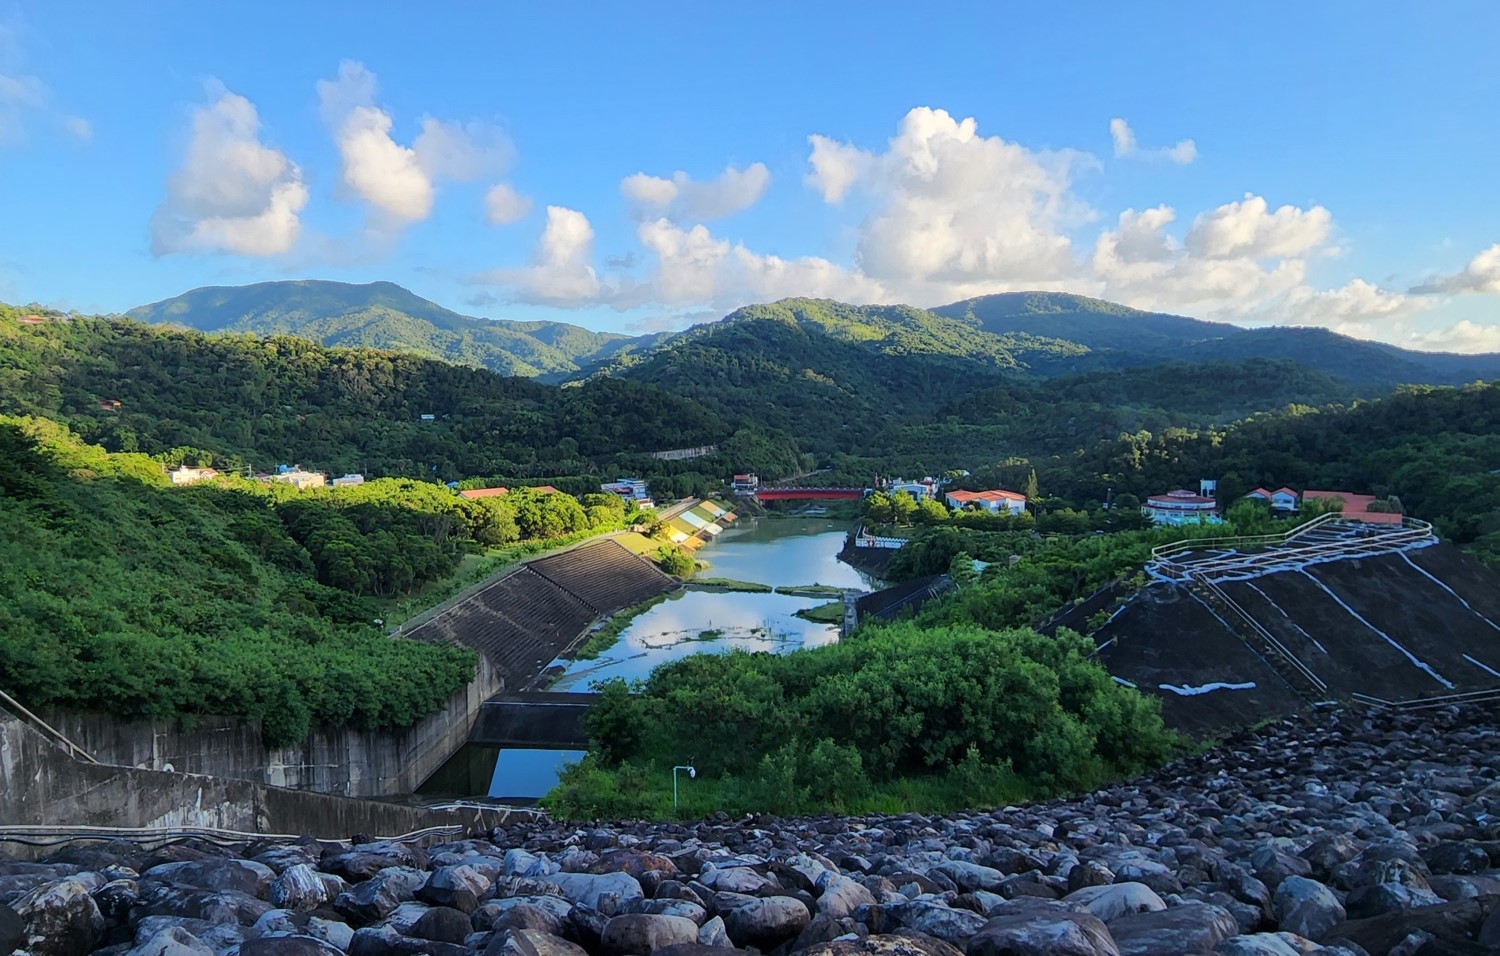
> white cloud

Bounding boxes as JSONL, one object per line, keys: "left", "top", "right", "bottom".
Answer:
{"left": 1412, "top": 243, "right": 1500, "bottom": 295}
{"left": 1110, "top": 117, "right": 1197, "bottom": 164}
{"left": 806, "top": 133, "right": 873, "bottom": 203}
{"left": 485, "top": 206, "right": 603, "bottom": 305}
{"left": 317, "top": 60, "right": 515, "bottom": 229}
{"left": 1405, "top": 319, "right": 1500, "bottom": 354}
{"left": 60, "top": 114, "right": 90, "bottom": 141}
{"left": 485, "top": 183, "right": 533, "bottom": 225}
{"left": 149, "top": 85, "right": 308, "bottom": 257}
{"left": 1185, "top": 193, "right": 1331, "bottom": 260}
{"left": 620, "top": 163, "right": 771, "bottom": 221}
{"left": 812, "top": 107, "right": 1086, "bottom": 287}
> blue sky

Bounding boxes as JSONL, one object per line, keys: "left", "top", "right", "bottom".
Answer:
{"left": 2, "top": 1, "right": 1499, "bottom": 349}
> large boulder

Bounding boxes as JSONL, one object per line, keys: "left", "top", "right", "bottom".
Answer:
{"left": 475, "top": 896, "right": 576, "bottom": 934}
{"left": 1107, "top": 901, "right": 1238, "bottom": 956}
{"left": 238, "top": 937, "right": 348, "bottom": 956}
{"left": 1212, "top": 932, "right": 1323, "bottom": 956}
{"left": 268, "top": 863, "right": 346, "bottom": 912}
{"left": 818, "top": 874, "right": 878, "bottom": 920}
{"left": 332, "top": 867, "right": 429, "bottom": 924}
{"left": 347, "top": 923, "right": 472, "bottom": 956}
{"left": 934, "top": 862, "right": 1006, "bottom": 894}
{"left": 1062, "top": 883, "right": 1167, "bottom": 924}
{"left": 142, "top": 859, "right": 275, "bottom": 898}
{"left": 601, "top": 913, "right": 702, "bottom": 955}
{"left": 698, "top": 867, "right": 778, "bottom": 895}
{"left": 1422, "top": 841, "right": 1490, "bottom": 876}
{"left": 411, "top": 905, "right": 474, "bottom": 945}
{"left": 797, "top": 931, "right": 965, "bottom": 956}
{"left": 721, "top": 895, "right": 811, "bottom": 950}
{"left": 544, "top": 872, "right": 645, "bottom": 910}
{"left": 489, "top": 928, "right": 593, "bottom": 956}
{"left": 124, "top": 924, "right": 216, "bottom": 956}
{"left": 967, "top": 908, "right": 1120, "bottom": 956}
{"left": 322, "top": 843, "right": 426, "bottom": 883}
{"left": 418, "top": 864, "right": 492, "bottom": 913}
{"left": 1325, "top": 897, "right": 1499, "bottom": 956}
{"left": 11, "top": 878, "right": 108, "bottom": 956}
{"left": 1343, "top": 881, "right": 1443, "bottom": 919}
{"left": 251, "top": 909, "right": 354, "bottom": 952}
{"left": 1272, "top": 877, "right": 1345, "bottom": 940}
{"left": 0, "top": 904, "right": 24, "bottom": 954}
{"left": 879, "top": 900, "right": 988, "bottom": 945}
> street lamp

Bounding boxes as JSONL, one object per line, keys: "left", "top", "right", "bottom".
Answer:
{"left": 672, "top": 763, "right": 696, "bottom": 810}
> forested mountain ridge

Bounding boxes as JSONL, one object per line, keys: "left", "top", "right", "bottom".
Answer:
{"left": 126, "top": 280, "right": 652, "bottom": 378}
{"left": 0, "top": 311, "right": 728, "bottom": 480}
{"left": 935, "top": 292, "right": 1500, "bottom": 384}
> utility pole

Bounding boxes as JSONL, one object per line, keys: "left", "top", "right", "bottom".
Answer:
{"left": 672, "top": 763, "right": 696, "bottom": 810}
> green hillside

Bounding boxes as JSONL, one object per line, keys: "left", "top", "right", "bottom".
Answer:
{"left": 127, "top": 279, "right": 648, "bottom": 378}
{"left": 0, "top": 310, "right": 727, "bottom": 480}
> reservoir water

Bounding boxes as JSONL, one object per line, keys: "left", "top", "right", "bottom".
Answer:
{"left": 482, "top": 517, "right": 875, "bottom": 798}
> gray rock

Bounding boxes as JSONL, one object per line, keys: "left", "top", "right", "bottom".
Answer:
{"left": 1272, "top": 876, "right": 1345, "bottom": 940}
{"left": 1108, "top": 901, "right": 1238, "bottom": 956}
{"left": 143, "top": 859, "right": 275, "bottom": 897}
{"left": 601, "top": 913, "right": 701, "bottom": 955}
{"left": 475, "top": 895, "right": 576, "bottom": 934}
{"left": 250, "top": 909, "right": 354, "bottom": 951}
{"left": 697, "top": 915, "right": 730, "bottom": 948}
{"left": 967, "top": 908, "right": 1121, "bottom": 956}
{"left": 622, "top": 898, "right": 710, "bottom": 925}
{"left": 411, "top": 905, "right": 474, "bottom": 944}
{"left": 124, "top": 925, "right": 215, "bottom": 956}
{"left": 933, "top": 862, "right": 1005, "bottom": 893}
{"left": 1420, "top": 841, "right": 1489, "bottom": 876}
{"left": 1248, "top": 847, "right": 1311, "bottom": 892}
{"left": 239, "top": 937, "right": 348, "bottom": 956}
{"left": 721, "top": 895, "right": 811, "bottom": 949}
{"left": 488, "top": 928, "right": 592, "bottom": 956}
{"left": 418, "top": 863, "right": 492, "bottom": 913}
{"left": 544, "top": 871, "right": 645, "bottom": 909}
{"left": 882, "top": 900, "right": 987, "bottom": 944}
{"left": 1067, "top": 862, "right": 1115, "bottom": 894}
{"left": 1342, "top": 881, "right": 1443, "bottom": 919}
{"left": 11, "top": 877, "right": 107, "bottom": 956}
{"left": 332, "top": 866, "right": 429, "bottom": 924}
{"left": 699, "top": 867, "right": 776, "bottom": 895}
{"left": 347, "top": 923, "right": 472, "bottom": 956}
{"left": 322, "top": 843, "right": 425, "bottom": 883}
{"left": 0, "top": 904, "right": 23, "bottom": 954}
{"left": 1062, "top": 883, "right": 1166, "bottom": 924}
{"left": 797, "top": 931, "right": 964, "bottom": 956}
{"left": 1213, "top": 932, "right": 1321, "bottom": 956}
{"left": 268, "top": 864, "right": 345, "bottom": 912}
{"left": 817, "top": 874, "right": 878, "bottom": 921}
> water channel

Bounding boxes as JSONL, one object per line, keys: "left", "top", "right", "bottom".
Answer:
{"left": 484, "top": 516, "right": 875, "bottom": 799}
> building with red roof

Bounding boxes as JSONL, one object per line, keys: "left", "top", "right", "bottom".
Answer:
{"left": 945, "top": 488, "right": 1027, "bottom": 516}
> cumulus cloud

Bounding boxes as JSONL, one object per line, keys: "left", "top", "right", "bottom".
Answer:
{"left": 149, "top": 85, "right": 308, "bottom": 257}
{"left": 317, "top": 60, "right": 516, "bottom": 229}
{"left": 620, "top": 163, "right": 771, "bottom": 221}
{"left": 484, "top": 206, "right": 603, "bottom": 305}
{"left": 1185, "top": 194, "right": 1332, "bottom": 260}
{"left": 485, "top": 183, "right": 532, "bottom": 225}
{"left": 811, "top": 107, "right": 1086, "bottom": 287}
{"left": 1110, "top": 118, "right": 1197, "bottom": 164}
{"left": 1405, "top": 319, "right": 1500, "bottom": 354}
{"left": 1412, "top": 243, "right": 1500, "bottom": 295}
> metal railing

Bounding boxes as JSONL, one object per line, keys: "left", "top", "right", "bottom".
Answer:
{"left": 0, "top": 821, "right": 490, "bottom": 850}
{"left": 1153, "top": 516, "right": 1434, "bottom": 582}
{"left": 1350, "top": 688, "right": 1500, "bottom": 711}
{"left": 1151, "top": 512, "right": 1340, "bottom": 564}
{"left": 0, "top": 688, "right": 98, "bottom": 764}
{"left": 1189, "top": 574, "right": 1328, "bottom": 693}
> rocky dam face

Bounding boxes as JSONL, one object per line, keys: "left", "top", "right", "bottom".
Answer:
{"left": 5, "top": 703, "right": 1500, "bottom": 955}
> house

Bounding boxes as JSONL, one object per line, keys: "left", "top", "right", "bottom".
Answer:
{"left": 1302, "top": 490, "right": 1405, "bottom": 525}
{"left": 527, "top": 485, "right": 561, "bottom": 495}
{"left": 1244, "top": 486, "right": 1299, "bottom": 511}
{"left": 1143, "top": 489, "right": 1222, "bottom": 525}
{"left": 731, "top": 473, "right": 760, "bottom": 493}
{"left": 270, "top": 468, "right": 328, "bottom": 491}
{"left": 945, "top": 489, "right": 1027, "bottom": 515}
{"left": 650, "top": 445, "right": 716, "bottom": 461}
{"left": 460, "top": 486, "right": 509, "bottom": 499}
{"left": 331, "top": 473, "right": 365, "bottom": 488}
{"left": 97, "top": 399, "right": 122, "bottom": 412}
{"left": 169, "top": 465, "right": 218, "bottom": 486}
{"left": 1270, "top": 487, "right": 1299, "bottom": 511}
{"left": 889, "top": 477, "right": 938, "bottom": 500}
{"left": 602, "top": 478, "right": 650, "bottom": 501}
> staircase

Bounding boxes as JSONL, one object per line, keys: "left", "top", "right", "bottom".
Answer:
{"left": 1184, "top": 573, "right": 1329, "bottom": 703}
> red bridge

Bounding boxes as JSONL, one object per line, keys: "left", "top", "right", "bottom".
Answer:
{"left": 755, "top": 486, "right": 868, "bottom": 501}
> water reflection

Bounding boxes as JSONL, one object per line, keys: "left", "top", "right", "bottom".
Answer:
{"left": 489, "top": 748, "right": 584, "bottom": 800}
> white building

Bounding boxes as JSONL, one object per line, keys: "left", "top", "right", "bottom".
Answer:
{"left": 270, "top": 468, "right": 328, "bottom": 491}
{"left": 1143, "top": 489, "right": 1222, "bottom": 525}
{"left": 168, "top": 465, "right": 218, "bottom": 486}
{"left": 331, "top": 473, "right": 365, "bottom": 488}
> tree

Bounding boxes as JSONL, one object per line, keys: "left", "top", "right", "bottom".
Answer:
{"left": 654, "top": 545, "right": 695, "bottom": 577}
{"left": 890, "top": 490, "right": 918, "bottom": 526}
{"left": 1024, "top": 468, "right": 1040, "bottom": 502}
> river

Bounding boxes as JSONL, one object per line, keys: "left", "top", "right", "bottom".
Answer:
{"left": 484, "top": 516, "right": 875, "bottom": 798}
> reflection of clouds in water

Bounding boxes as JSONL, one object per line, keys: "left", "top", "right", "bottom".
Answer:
{"left": 697, "top": 522, "right": 871, "bottom": 590}
{"left": 551, "top": 590, "right": 842, "bottom": 691}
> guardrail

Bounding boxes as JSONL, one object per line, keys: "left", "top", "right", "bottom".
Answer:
{"left": 1190, "top": 574, "right": 1328, "bottom": 693}
{"left": 1152, "top": 516, "right": 1435, "bottom": 582}
{"left": 0, "top": 818, "right": 547, "bottom": 850}
{"left": 1151, "top": 513, "right": 1340, "bottom": 564}
{"left": 1350, "top": 688, "right": 1500, "bottom": 711}
{"left": 0, "top": 688, "right": 98, "bottom": 764}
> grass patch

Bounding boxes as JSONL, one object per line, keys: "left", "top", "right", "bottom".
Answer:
{"left": 795, "top": 600, "right": 845, "bottom": 624}
{"left": 689, "top": 577, "right": 774, "bottom": 593}
{"left": 573, "top": 593, "right": 671, "bottom": 661}
{"left": 777, "top": 584, "right": 845, "bottom": 597}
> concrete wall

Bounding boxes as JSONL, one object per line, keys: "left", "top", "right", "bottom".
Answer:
{"left": 39, "top": 654, "right": 504, "bottom": 798}
{"left": 0, "top": 712, "right": 526, "bottom": 852}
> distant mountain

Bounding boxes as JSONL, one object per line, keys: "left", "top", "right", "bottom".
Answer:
{"left": 935, "top": 292, "right": 1500, "bottom": 386}
{"left": 127, "top": 280, "right": 653, "bottom": 378}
